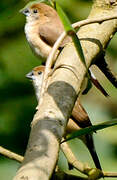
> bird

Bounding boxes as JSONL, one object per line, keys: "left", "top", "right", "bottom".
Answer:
{"left": 20, "top": 1, "right": 70, "bottom": 60}
{"left": 26, "top": 65, "right": 102, "bottom": 170}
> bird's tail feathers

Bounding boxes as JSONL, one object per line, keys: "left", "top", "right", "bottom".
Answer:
{"left": 85, "top": 134, "right": 102, "bottom": 171}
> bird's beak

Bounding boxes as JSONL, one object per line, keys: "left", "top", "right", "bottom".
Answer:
{"left": 26, "top": 71, "right": 34, "bottom": 80}
{"left": 19, "top": 8, "right": 24, "bottom": 14}
{"left": 19, "top": 8, "right": 29, "bottom": 16}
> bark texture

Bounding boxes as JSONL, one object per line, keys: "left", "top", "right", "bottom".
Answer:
{"left": 14, "top": 0, "right": 117, "bottom": 179}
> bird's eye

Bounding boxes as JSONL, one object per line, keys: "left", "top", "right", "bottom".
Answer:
{"left": 24, "top": 9, "right": 29, "bottom": 14}
{"left": 33, "top": 9, "right": 38, "bottom": 13}
{"left": 31, "top": 72, "right": 34, "bottom": 76}
{"left": 38, "top": 71, "right": 42, "bottom": 75}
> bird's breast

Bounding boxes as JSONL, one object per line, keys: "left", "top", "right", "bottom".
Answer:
{"left": 25, "top": 23, "right": 37, "bottom": 44}
{"left": 24, "top": 22, "right": 52, "bottom": 58}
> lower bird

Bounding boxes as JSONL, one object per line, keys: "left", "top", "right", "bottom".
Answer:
{"left": 26, "top": 65, "right": 102, "bottom": 170}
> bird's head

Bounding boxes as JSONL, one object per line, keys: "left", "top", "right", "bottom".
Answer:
{"left": 26, "top": 65, "right": 45, "bottom": 85}
{"left": 26, "top": 66, "right": 45, "bottom": 100}
{"left": 20, "top": 1, "right": 56, "bottom": 22}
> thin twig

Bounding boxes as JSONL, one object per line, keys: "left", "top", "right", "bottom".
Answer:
{"left": 60, "top": 139, "right": 90, "bottom": 175}
{"left": 38, "top": 31, "right": 66, "bottom": 106}
{"left": 60, "top": 139, "right": 103, "bottom": 179}
{"left": 103, "top": 172, "right": 117, "bottom": 177}
{"left": 0, "top": 146, "right": 23, "bottom": 163}
{"left": 39, "top": 14, "right": 117, "bottom": 107}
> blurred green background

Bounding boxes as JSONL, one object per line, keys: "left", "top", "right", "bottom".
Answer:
{"left": 0, "top": 0, "right": 117, "bottom": 179}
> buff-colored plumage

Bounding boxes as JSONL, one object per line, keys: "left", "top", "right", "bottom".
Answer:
{"left": 20, "top": 2, "right": 70, "bottom": 59}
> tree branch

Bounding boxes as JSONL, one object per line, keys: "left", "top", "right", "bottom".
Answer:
{"left": 61, "top": 140, "right": 91, "bottom": 174}
{"left": 0, "top": 146, "right": 23, "bottom": 163}
{"left": 13, "top": 0, "right": 117, "bottom": 180}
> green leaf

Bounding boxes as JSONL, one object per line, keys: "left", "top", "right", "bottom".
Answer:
{"left": 48, "top": 0, "right": 56, "bottom": 8}
{"left": 56, "top": 2, "right": 74, "bottom": 33}
{"left": 82, "top": 75, "right": 92, "bottom": 95}
{"left": 62, "top": 119, "right": 117, "bottom": 143}
{"left": 56, "top": 2, "right": 87, "bottom": 67}
{"left": 71, "top": 33, "right": 87, "bottom": 68}
{"left": 56, "top": 2, "right": 92, "bottom": 94}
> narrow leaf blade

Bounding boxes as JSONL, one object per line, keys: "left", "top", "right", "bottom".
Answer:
{"left": 56, "top": 2, "right": 74, "bottom": 33}
{"left": 56, "top": 2, "right": 92, "bottom": 93}
{"left": 62, "top": 119, "right": 117, "bottom": 143}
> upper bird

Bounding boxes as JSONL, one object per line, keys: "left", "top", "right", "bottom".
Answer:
{"left": 20, "top": 1, "right": 68, "bottom": 59}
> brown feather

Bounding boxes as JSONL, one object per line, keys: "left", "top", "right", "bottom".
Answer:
{"left": 33, "top": 3, "right": 71, "bottom": 47}
{"left": 71, "top": 98, "right": 92, "bottom": 128}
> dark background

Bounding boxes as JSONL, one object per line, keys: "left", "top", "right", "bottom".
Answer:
{"left": 0, "top": 0, "right": 117, "bottom": 179}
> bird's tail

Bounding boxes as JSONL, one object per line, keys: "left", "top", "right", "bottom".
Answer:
{"left": 85, "top": 134, "right": 102, "bottom": 170}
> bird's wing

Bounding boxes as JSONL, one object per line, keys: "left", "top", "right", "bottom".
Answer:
{"left": 39, "top": 21, "right": 71, "bottom": 47}
{"left": 71, "top": 99, "right": 102, "bottom": 170}
{"left": 71, "top": 98, "right": 92, "bottom": 128}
